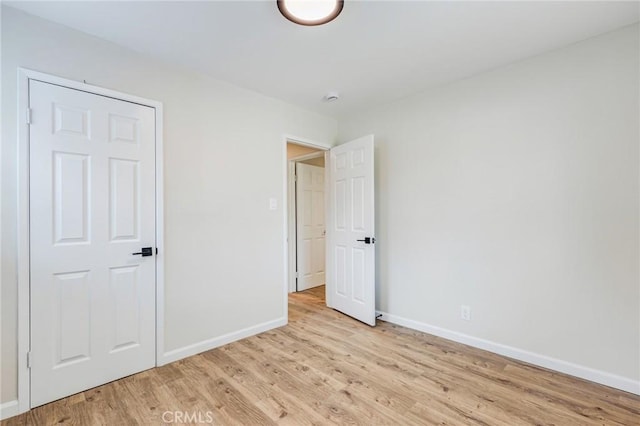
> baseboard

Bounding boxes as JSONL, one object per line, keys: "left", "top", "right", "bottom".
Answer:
{"left": 0, "top": 400, "right": 20, "bottom": 421}
{"left": 159, "top": 317, "right": 287, "bottom": 366}
{"left": 376, "top": 311, "right": 640, "bottom": 396}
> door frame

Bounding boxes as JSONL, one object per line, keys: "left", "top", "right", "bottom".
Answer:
{"left": 282, "top": 137, "right": 331, "bottom": 312}
{"left": 15, "top": 68, "right": 165, "bottom": 413}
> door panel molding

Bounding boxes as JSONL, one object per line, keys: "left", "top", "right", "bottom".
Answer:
{"left": 16, "top": 68, "right": 164, "bottom": 415}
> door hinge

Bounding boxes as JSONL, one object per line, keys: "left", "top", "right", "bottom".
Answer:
{"left": 295, "top": 271, "right": 299, "bottom": 278}
{"left": 27, "top": 352, "right": 32, "bottom": 368}
{"left": 294, "top": 174, "right": 297, "bottom": 182}
{"left": 26, "top": 108, "right": 32, "bottom": 125}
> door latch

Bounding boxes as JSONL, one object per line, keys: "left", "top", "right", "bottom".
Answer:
{"left": 132, "top": 247, "right": 153, "bottom": 257}
{"left": 356, "top": 237, "right": 375, "bottom": 244}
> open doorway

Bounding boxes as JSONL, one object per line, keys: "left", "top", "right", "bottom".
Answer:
{"left": 286, "top": 141, "right": 328, "bottom": 294}
{"left": 284, "top": 135, "right": 376, "bottom": 325}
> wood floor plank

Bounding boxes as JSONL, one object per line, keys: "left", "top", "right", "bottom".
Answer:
{"left": 256, "top": 329, "right": 419, "bottom": 415}
{"left": 249, "top": 333, "right": 422, "bottom": 426}
{"left": 3, "top": 285, "right": 639, "bottom": 425}
{"left": 224, "top": 340, "right": 365, "bottom": 424}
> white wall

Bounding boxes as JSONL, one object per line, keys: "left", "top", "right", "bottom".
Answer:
{"left": 1, "top": 6, "right": 336, "bottom": 404}
{"left": 339, "top": 24, "right": 639, "bottom": 387}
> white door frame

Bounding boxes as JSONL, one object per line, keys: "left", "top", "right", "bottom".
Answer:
{"left": 282, "top": 136, "right": 331, "bottom": 310}
{"left": 15, "top": 68, "right": 164, "bottom": 414}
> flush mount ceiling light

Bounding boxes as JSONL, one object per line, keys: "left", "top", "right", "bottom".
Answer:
{"left": 277, "top": 0, "right": 344, "bottom": 26}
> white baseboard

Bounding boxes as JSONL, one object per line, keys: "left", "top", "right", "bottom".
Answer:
{"left": 159, "top": 317, "right": 287, "bottom": 366}
{"left": 0, "top": 400, "right": 20, "bottom": 421}
{"left": 376, "top": 311, "right": 640, "bottom": 396}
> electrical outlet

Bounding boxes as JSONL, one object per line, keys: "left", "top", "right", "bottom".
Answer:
{"left": 460, "top": 305, "right": 471, "bottom": 321}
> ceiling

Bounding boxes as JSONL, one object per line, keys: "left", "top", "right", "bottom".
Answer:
{"left": 7, "top": 1, "right": 639, "bottom": 118}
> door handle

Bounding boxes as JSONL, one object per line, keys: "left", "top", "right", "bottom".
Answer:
{"left": 132, "top": 247, "right": 153, "bottom": 257}
{"left": 356, "top": 237, "right": 375, "bottom": 244}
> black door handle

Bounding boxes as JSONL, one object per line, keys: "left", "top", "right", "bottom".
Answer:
{"left": 132, "top": 247, "right": 153, "bottom": 257}
{"left": 356, "top": 237, "right": 375, "bottom": 244}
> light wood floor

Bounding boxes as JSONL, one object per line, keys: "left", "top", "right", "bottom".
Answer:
{"left": 3, "top": 286, "right": 639, "bottom": 425}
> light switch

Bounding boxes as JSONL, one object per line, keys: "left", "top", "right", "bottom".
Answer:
{"left": 269, "top": 197, "right": 278, "bottom": 210}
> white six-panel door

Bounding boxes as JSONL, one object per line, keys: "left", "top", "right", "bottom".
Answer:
{"left": 327, "top": 135, "right": 376, "bottom": 326}
{"left": 29, "top": 80, "right": 156, "bottom": 407}
{"left": 296, "top": 163, "right": 326, "bottom": 291}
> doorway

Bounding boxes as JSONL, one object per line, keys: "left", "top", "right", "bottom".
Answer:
{"left": 286, "top": 142, "right": 327, "bottom": 294}
{"left": 284, "top": 135, "right": 377, "bottom": 326}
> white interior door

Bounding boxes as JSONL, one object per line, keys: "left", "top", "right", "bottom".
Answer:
{"left": 296, "top": 163, "right": 326, "bottom": 291}
{"left": 29, "top": 80, "right": 156, "bottom": 407}
{"left": 327, "top": 135, "right": 376, "bottom": 326}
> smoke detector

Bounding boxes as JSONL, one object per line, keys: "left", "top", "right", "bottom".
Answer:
{"left": 324, "top": 92, "right": 340, "bottom": 102}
